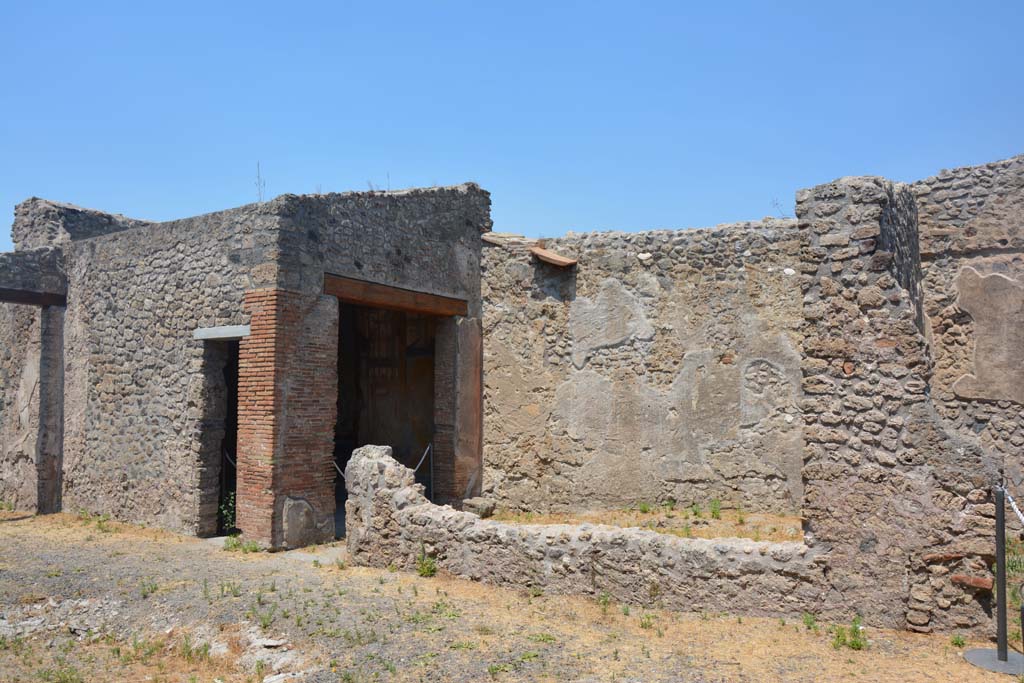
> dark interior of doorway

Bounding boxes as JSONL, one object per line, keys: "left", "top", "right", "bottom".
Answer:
{"left": 334, "top": 304, "right": 437, "bottom": 537}
{"left": 218, "top": 341, "right": 239, "bottom": 535}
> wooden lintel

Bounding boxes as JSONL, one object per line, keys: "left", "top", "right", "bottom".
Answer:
{"left": 530, "top": 246, "right": 578, "bottom": 268}
{"left": 0, "top": 288, "right": 66, "bottom": 307}
{"left": 323, "top": 274, "right": 468, "bottom": 317}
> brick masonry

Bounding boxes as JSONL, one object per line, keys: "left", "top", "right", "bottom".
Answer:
{"left": 237, "top": 289, "right": 339, "bottom": 548}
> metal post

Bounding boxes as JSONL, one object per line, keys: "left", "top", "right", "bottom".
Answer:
{"left": 965, "top": 486, "right": 1024, "bottom": 674}
{"left": 997, "top": 485, "right": 1008, "bottom": 662}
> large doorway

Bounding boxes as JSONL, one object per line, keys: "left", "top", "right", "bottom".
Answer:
{"left": 334, "top": 304, "right": 438, "bottom": 534}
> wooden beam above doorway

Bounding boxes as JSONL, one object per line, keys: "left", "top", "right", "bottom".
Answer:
{"left": 323, "top": 274, "right": 468, "bottom": 317}
{"left": 0, "top": 288, "right": 67, "bottom": 307}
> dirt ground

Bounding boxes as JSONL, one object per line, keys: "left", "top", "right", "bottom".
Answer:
{"left": 0, "top": 511, "right": 1014, "bottom": 682}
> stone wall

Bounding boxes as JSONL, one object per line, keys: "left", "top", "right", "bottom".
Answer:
{"left": 346, "top": 445, "right": 827, "bottom": 617}
{"left": 275, "top": 185, "right": 492, "bottom": 503}
{"left": 797, "top": 176, "right": 996, "bottom": 633}
{"left": 912, "top": 156, "right": 1024, "bottom": 495}
{"left": 0, "top": 247, "right": 66, "bottom": 299}
{"left": 481, "top": 221, "right": 805, "bottom": 514}
{"left": 60, "top": 201, "right": 281, "bottom": 533}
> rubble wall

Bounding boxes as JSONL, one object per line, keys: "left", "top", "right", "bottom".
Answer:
{"left": 59, "top": 202, "right": 281, "bottom": 533}
{"left": 346, "top": 445, "right": 827, "bottom": 616}
{"left": 797, "top": 175, "right": 997, "bottom": 633}
{"left": 912, "top": 156, "right": 1024, "bottom": 494}
{"left": 481, "top": 220, "right": 806, "bottom": 514}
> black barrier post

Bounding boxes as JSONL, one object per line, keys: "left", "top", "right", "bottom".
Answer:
{"left": 997, "top": 486, "right": 1008, "bottom": 662}
{"left": 965, "top": 486, "right": 1024, "bottom": 674}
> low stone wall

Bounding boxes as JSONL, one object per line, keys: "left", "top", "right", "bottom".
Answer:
{"left": 346, "top": 445, "right": 827, "bottom": 618}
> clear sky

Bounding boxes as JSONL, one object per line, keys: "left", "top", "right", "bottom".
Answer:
{"left": 1, "top": 1, "right": 1021, "bottom": 251}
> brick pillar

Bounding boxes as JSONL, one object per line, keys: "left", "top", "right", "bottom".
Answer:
{"left": 237, "top": 289, "right": 339, "bottom": 548}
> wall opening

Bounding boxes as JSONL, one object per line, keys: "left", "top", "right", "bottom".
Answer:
{"left": 334, "top": 304, "right": 437, "bottom": 535}
{"left": 197, "top": 339, "right": 239, "bottom": 536}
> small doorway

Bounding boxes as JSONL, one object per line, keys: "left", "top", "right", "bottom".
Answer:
{"left": 334, "top": 304, "right": 438, "bottom": 535}
{"left": 197, "top": 338, "right": 240, "bottom": 537}
{"left": 218, "top": 341, "right": 240, "bottom": 535}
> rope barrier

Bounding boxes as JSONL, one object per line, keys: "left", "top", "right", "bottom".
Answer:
{"left": 1003, "top": 485, "right": 1024, "bottom": 527}
{"left": 414, "top": 443, "right": 432, "bottom": 473}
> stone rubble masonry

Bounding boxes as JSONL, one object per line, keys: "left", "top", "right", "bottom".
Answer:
{"left": 0, "top": 247, "right": 66, "bottom": 299}
{"left": 481, "top": 220, "right": 806, "bottom": 515}
{"left": 0, "top": 185, "right": 489, "bottom": 546}
{"left": 12, "top": 197, "right": 152, "bottom": 250}
{"left": 346, "top": 445, "right": 828, "bottom": 617}
{"left": 912, "top": 156, "right": 1024, "bottom": 504}
{"left": 1, "top": 155, "right": 1022, "bottom": 634}
{"left": 796, "top": 175, "right": 997, "bottom": 633}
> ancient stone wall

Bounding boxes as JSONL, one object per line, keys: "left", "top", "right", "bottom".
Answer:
{"left": 481, "top": 221, "right": 805, "bottom": 514}
{"left": 0, "top": 303, "right": 45, "bottom": 509}
{"left": 60, "top": 201, "right": 281, "bottom": 533}
{"left": 275, "top": 185, "right": 492, "bottom": 503}
{"left": 797, "top": 176, "right": 996, "bottom": 633}
{"left": 346, "top": 445, "right": 827, "bottom": 617}
{"left": 912, "top": 156, "right": 1024, "bottom": 494}
{"left": 0, "top": 247, "right": 66, "bottom": 299}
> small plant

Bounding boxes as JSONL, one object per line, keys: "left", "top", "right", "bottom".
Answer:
{"left": 416, "top": 545, "right": 438, "bottom": 578}
{"left": 218, "top": 490, "right": 236, "bottom": 533}
{"left": 487, "top": 663, "right": 511, "bottom": 678}
{"left": 139, "top": 579, "right": 158, "bottom": 599}
{"left": 529, "top": 586, "right": 544, "bottom": 598}
{"left": 312, "top": 559, "right": 321, "bottom": 568}
{"left": 802, "top": 612, "right": 818, "bottom": 631}
{"left": 639, "top": 613, "right": 655, "bottom": 629}
{"left": 637, "top": 502, "right": 652, "bottom": 514}
{"left": 691, "top": 503, "right": 702, "bottom": 518}
{"left": 622, "top": 605, "right": 630, "bottom": 616}
{"left": 255, "top": 604, "right": 277, "bottom": 630}
{"left": 335, "top": 557, "right": 347, "bottom": 571}
{"left": 736, "top": 508, "right": 746, "bottom": 525}
{"left": 709, "top": 498, "right": 722, "bottom": 520}
{"left": 254, "top": 659, "right": 267, "bottom": 678}
{"left": 832, "top": 616, "right": 867, "bottom": 650}
{"left": 950, "top": 633, "right": 966, "bottom": 648}
{"left": 223, "top": 534, "right": 260, "bottom": 553}
{"left": 179, "top": 635, "right": 210, "bottom": 663}
{"left": 598, "top": 591, "right": 612, "bottom": 615}
{"left": 528, "top": 632, "right": 556, "bottom": 643}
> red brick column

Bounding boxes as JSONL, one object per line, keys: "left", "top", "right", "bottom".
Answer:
{"left": 237, "top": 289, "right": 338, "bottom": 548}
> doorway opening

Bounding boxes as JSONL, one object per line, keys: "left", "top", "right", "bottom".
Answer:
{"left": 334, "top": 304, "right": 437, "bottom": 535}
{"left": 218, "top": 341, "right": 239, "bottom": 535}
{"left": 197, "top": 339, "right": 239, "bottom": 536}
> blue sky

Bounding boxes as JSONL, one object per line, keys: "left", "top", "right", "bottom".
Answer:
{"left": 1, "top": 1, "right": 1021, "bottom": 251}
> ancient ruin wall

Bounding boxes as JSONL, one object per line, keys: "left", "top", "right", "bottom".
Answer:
{"left": 346, "top": 445, "right": 827, "bottom": 616}
{"left": 60, "top": 202, "right": 282, "bottom": 534}
{"left": 481, "top": 221, "right": 805, "bottom": 514}
{"left": 0, "top": 304, "right": 45, "bottom": 509}
{"left": 912, "top": 155, "right": 1024, "bottom": 494}
{"left": 797, "top": 176, "right": 996, "bottom": 633}
{"left": 275, "top": 185, "right": 492, "bottom": 503}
